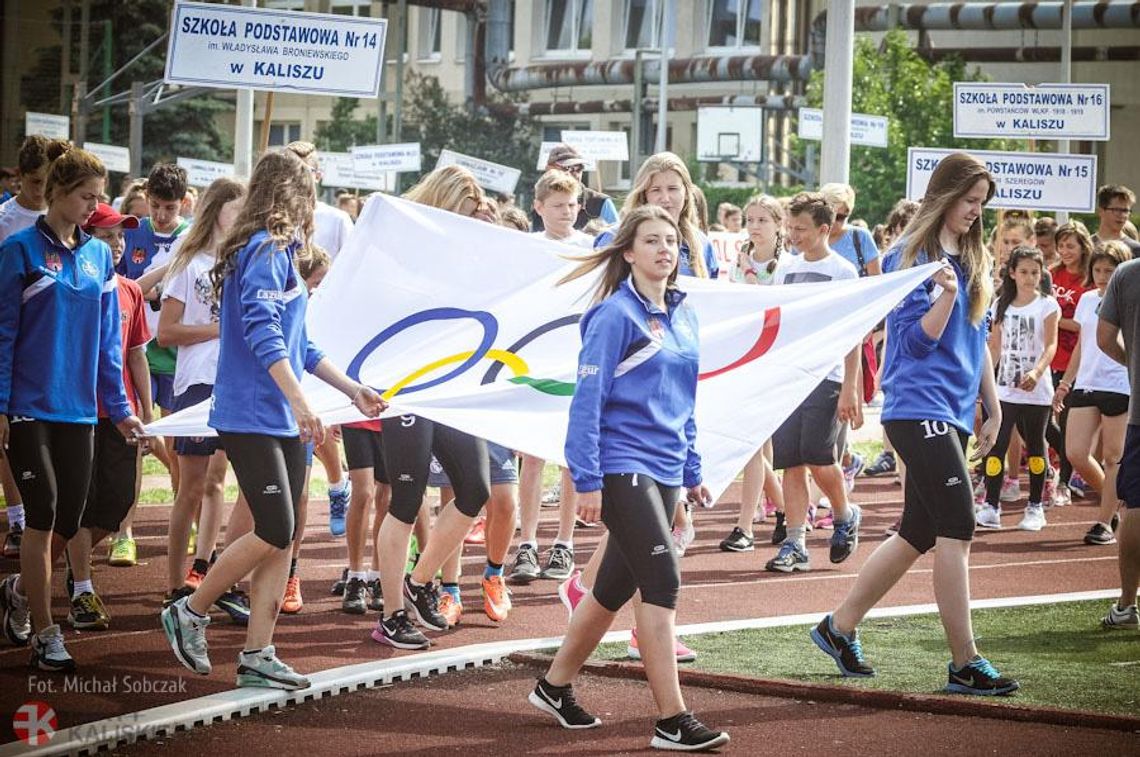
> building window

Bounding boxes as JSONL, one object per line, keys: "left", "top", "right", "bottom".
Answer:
{"left": 264, "top": 0, "right": 304, "bottom": 8}
{"left": 268, "top": 122, "right": 302, "bottom": 148}
{"left": 419, "top": 8, "right": 442, "bottom": 60}
{"left": 624, "top": 0, "right": 662, "bottom": 49}
{"left": 332, "top": 1, "right": 371, "bottom": 17}
{"left": 545, "top": 0, "right": 593, "bottom": 54}
{"left": 707, "top": 0, "right": 763, "bottom": 50}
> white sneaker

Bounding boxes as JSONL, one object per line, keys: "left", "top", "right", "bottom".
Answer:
{"left": 975, "top": 503, "right": 1002, "bottom": 529}
{"left": 999, "top": 477, "right": 1022, "bottom": 502}
{"left": 236, "top": 645, "right": 311, "bottom": 690}
{"left": 1102, "top": 603, "right": 1140, "bottom": 630}
{"left": 0, "top": 574, "right": 31, "bottom": 646}
{"left": 161, "top": 596, "right": 211, "bottom": 675}
{"left": 672, "top": 519, "right": 696, "bottom": 557}
{"left": 1016, "top": 504, "right": 1046, "bottom": 532}
{"left": 30, "top": 624, "right": 75, "bottom": 672}
{"left": 1051, "top": 483, "right": 1071, "bottom": 508}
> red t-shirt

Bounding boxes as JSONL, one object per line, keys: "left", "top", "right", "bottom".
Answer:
{"left": 1050, "top": 265, "right": 1088, "bottom": 372}
{"left": 99, "top": 275, "right": 152, "bottom": 418}
{"left": 344, "top": 419, "right": 382, "bottom": 432}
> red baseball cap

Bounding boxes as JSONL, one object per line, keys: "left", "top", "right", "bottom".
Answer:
{"left": 84, "top": 202, "right": 140, "bottom": 232}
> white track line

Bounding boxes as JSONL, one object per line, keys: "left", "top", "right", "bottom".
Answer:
{"left": 0, "top": 588, "right": 1119, "bottom": 756}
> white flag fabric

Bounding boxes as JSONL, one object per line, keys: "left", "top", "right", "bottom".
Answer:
{"left": 147, "top": 194, "right": 939, "bottom": 500}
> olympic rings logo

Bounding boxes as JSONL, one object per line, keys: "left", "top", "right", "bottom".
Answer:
{"left": 347, "top": 306, "right": 781, "bottom": 401}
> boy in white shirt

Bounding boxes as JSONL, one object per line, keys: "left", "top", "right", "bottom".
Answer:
{"left": 531, "top": 171, "right": 595, "bottom": 250}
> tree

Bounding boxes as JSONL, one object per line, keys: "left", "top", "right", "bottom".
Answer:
{"left": 800, "top": 29, "right": 1024, "bottom": 224}
{"left": 313, "top": 98, "right": 379, "bottom": 152}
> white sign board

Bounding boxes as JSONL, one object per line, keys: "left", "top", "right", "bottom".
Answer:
{"left": 436, "top": 149, "right": 521, "bottom": 195}
{"left": 953, "top": 83, "right": 1110, "bottom": 141}
{"left": 320, "top": 152, "right": 392, "bottom": 191}
{"left": 536, "top": 142, "right": 598, "bottom": 172}
{"left": 177, "top": 157, "right": 235, "bottom": 187}
{"left": 25, "top": 112, "right": 70, "bottom": 140}
{"left": 560, "top": 131, "right": 629, "bottom": 162}
{"left": 351, "top": 143, "right": 422, "bottom": 175}
{"left": 706, "top": 231, "right": 749, "bottom": 281}
{"left": 798, "top": 108, "right": 889, "bottom": 148}
{"left": 906, "top": 147, "right": 1097, "bottom": 213}
{"left": 85, "top": 142, "right": 131, "bottom": 174}
{"left": 697, "top": 107, "right": 764, "bottom": 162}
{"left": 164, "top": 0, "right": 387, "bottom": 97}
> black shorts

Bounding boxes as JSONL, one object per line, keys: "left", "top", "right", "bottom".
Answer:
{"left": 173, "top": 384, "right": 223, "bottom": 456}
{"left": 1115, "top": 424, "right": 1140, "bottom": 510}
{"left": 1066, "top": 389, "right": 1129, "bottom": 417}
{"left": 381, "top": 415, "right": 489, "bottom": 524}
{"left": 151, "top": 373, "right": 176, "bottom": 412}
{"left": 342, "top": 426, "right": 389, "bottom": 484}
{"left": 218, "top": 432, "right": 307, "bottom": 549}
{"left": 772, "top": 379, "right": 841, "bottom": 470}
{"left": 81, "top": 418, "right": 139, "bottom": 533}
{"left": 6, "top": 418, "right": 94, "bottom": 539}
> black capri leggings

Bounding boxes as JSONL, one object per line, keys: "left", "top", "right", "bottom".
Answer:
{"left": 884, "top": 420, "right": 975, "bottom": 554}
{"left": 381, "top": 415, "right": 489, "bottom": 525}
{"left": 984, "top": 401, "right": 1050, "bottom": 506}
{"left": 218, "top": 432, "right": 307, "bottom": 550}
{"left": 593, "top": 473, "right": 682, "bottom": 612}
{"left": 1046, "top": 370, "right": 1072, "bottom": 485}
{"left": 6, "top": 419, "right": 95, "bottom": 540}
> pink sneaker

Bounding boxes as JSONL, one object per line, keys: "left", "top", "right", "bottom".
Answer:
{"left": 763, "top": 498, "right": 778, "bottom": 518}
{"left": 627, "top": 628, "right": 697, "bottom": 662}
{"left": 814, "top": 512, "right": 834, "bottom": 529}
{"left": 557, "top": 570, "right": 587, "bottom": 620}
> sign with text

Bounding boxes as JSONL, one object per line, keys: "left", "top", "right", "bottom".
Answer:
{"left": 560, "top": 131, "right": 630, "bottom": 162}
{"left": 84, "top": 142, "right": 131, "bottom": 173}
{"left": 536, "top": 142, "right": 598, "bottom": 171}
{"left": 164, "top": 0, "right": 387, "bottom": 97}
{"left": 707, "top": 231, "right": 749, "bottom": 281}
{"left": 323, "top": 151, "right": 393, "bottom": 191}
{"left": 350, "top": 143, "right": 421, "bottom": 175}
{"left": 798, "top": 108, "right": 889, "bottom": 148}
{"left": 436, "top": 149, "right": 521, "bottom": 195}
{"left": 953, "top": 83, "right": 1110, "bottom": 140}
{"left": 906, "top": 147, "right": 1097, "bottom": 213}
{"left": 25, "top": 112, "right": 70, "bottom": 140}
{"left": 177, "top": 157, "right": 235, "bottom": 187}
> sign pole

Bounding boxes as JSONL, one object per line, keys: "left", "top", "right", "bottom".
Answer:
{"left": 820, "top": 0, "right": 854, "bottom": 184}
{"left": 233, "top": 0, "right": 257, "bottom": 178}
{"left": 128, "top": 81, "right": 143, "bottom": 177}
{"left": 1057, "top": 0, "right": 1073, "bottom": 224}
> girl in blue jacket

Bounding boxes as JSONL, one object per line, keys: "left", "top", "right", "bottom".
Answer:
{"left": 810, "top": 153, "right": 1020, "bottom": 696}
{"left": 528, "top": 205, "right": 729, "bottom": 752}
{"left": 0, "top": 146, "right": 145, "bottom": 672}
{"left": 161, "top": 150, "right": 384, "bottom": 691}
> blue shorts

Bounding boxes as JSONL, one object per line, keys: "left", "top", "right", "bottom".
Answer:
{"left": 151, "top": 373, "right": 176, "bottom": 412}
{"left": 304, "top": 440, "right": 315, "bottom": 467}
{"left": 173, "top": 384, "right": 223, "bottom": 457}
{"left": 1115, "top": 424, "right": 1140, "bottom": 510}
{"left": 429, "top": 440, "right": 517, "bottom": 487}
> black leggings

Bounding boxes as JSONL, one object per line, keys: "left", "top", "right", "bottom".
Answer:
{"left": 884, "top": 420, "right": 975, "bottom": 554}
{"left": 380, "top": 415, "right": 489, "bottom": 524}
{"left": 593, "top": 473, "right": 681, "bottom": 612}
{"left": 218, "top": 432, "right": 306, "bottom": 550}
{"left": 985, "top": 402, "right": 1050, "bottom": 506}
{"left": 7, "top": 419, "right": 94, "bottom": 539}
{"left": 1045, "top": 370, "right": 1072, "bottom": 485}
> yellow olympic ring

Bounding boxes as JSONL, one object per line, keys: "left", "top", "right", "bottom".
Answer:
{"left": 382, "top": 349, "right": 530, "bottom": 401}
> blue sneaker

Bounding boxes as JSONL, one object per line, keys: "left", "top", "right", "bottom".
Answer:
{"left": 946, "top": 656, "right": 1019, "bottom": 696}
{"left": 328, "top": 480, "right": 351, "bottom": 537}
{"left": 810, "top": 615, "right": 874, "bottom": 677}
{"left": 830, "top": 504, "right": 862, "bottom": 564}
{"left": 765, "top": 541, "right": 810, "bottom": 573}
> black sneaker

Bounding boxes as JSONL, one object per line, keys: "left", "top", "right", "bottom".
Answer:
{"left": 342, "top": 577, "right": 368, "bottom": 614}
{"left": 403, "top": 575, "right": 449, "bottom": 631}
{"left": 810, "top": 614, "right": 875, "bottom": 677}
{"left": 507, "top": 544, "right": 541, "bottom": 585}
{"left": 946, "top": 656, "right": 1020, "bottom": 696}
{"left": 650, "top": 711, "right": 730, "bottom": 751}
{"left": 330, "top": 567, "right": 348, "bottom": 596}
{"left": 370, "top": 610, "right": 429, "bottom": 650}
{"left": 864, "top": 451, "right": 896, "bottom": 477}
{"left": 770, "top": 511, "right": 787, "bottom": 545}
{"left": 829, "top": 505, "right": 862, "bottom": 564}
{"left": 367, "top": 578, "right": 384, "bottom": 612}
{"left": 540, "top": 545, "right": 574, "bottom": 581}
{"left": 719, "top": 527, "right": 755, "bottom": 553}
{"left": 214, "top": 586, "right": 251, "bottom": 625}
{"left": 528, "top": 678, "right": 601, "bottom": 729}
{"left": 29, "top": 624, "right": 76, "bottom": 673}
{"left": 162, "top": 585, "right": 194, "bottom": 608}
{"left": 2, "top": 524, "right": 22, "bottom": 559}
{"left": 1084, "top": 522, "right": 1117, "bottom": 545}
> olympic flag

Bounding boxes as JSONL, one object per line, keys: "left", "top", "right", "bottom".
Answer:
{"left": 147, "top": 196, "right": 938, "bottom": 500}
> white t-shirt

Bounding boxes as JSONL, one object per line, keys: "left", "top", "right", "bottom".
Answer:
{"left": 314, "top": 201, "right": 354, "bottom": 261}
{"left": 531, "top": 229, "right": 595, "bottom": 250}
{"left": 162, "top": 249, "right": 221, "bottom": 396}
{"left": 1073, "top": 289, "right": 1130, "bottom": 395}
{"left": 739, "top": 252, "right": 790, "bottom": 286}
{"left": 992, "top": 294, "right": 1061, "bottom": 406}
{"left": 0, "top": 197, "right": 43, "bottom": 244}
{"left": 776, "top": 251, "right": 859, "bottom": 382}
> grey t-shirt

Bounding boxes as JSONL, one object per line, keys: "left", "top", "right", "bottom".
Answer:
{"left": 1098, "top": 258, "right": 1140, "bottom": 424}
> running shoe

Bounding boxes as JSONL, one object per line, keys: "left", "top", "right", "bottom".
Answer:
{"left": 161, "top": 596, "right": 211, "bottom": 675}
{"left": 68, "top": 592, "right": 110, "bottom": 631}
{"left": 541, "top": 484, "right": 562, "bottom": 507}
{"left": 403, "top": 575, "right": 449, "bottom": 631}
{"left": 1, "top": 574, "right": 31, "bottom": 646}
{"left": 650, "top": 711, "right": 730, "bottom": 752}
{"left": 763, "top": 498, "right": 778, "bottom": 518}
{"left": 464, "top": 516, "right": 486, "bottom": 545}
{"left": 1017, "top": 504, "right": 1046, "bottom": 532}
{"left": 482, "top": 575, "right": 511, "bottom": 622}
{"left": 107, "top": 535, "right": 136, "bottom": 567}
{"left": 811, "top": 615, "right": 874, "bottom": 677}
{"left": 528, "top": 678, "right": 601, "bottom": 729}
{"left": 508, "top": 544, "right": 541, "bottom": 585}
{"left": 330, "top": 567, "right": 349, "bottom": 596}
{"left": 438, "top": 592, "right": 463, "bottom": 626}
{"left": 842, "top": 452, "right": 864, "bottom": 492}
{"left": 1051, "top": 483, "right": 1071, "bottom": 508}
{"left": 185, "top": 561, "right": 208, "bottom": 590}
{"left": 342, "top": 577, "right": 368, "bottom": 614}
{"left": 187, "top": 521, "right": 197, "bottom": 556}
{"left": 672, "top": 519, "right": 696, "bottom": 558}
{"left": 162, "top": 585, "right": 194, "bottom": 609}
{"left": 864, "top": 451, "right": 896, "bottom": 477}
{"left": 766, "top": 541, "right": 810, "bottom": 573}
{"left": 29, "top": 624, "right": 75, "bottom": 673}
{"left": 328, "top": 481, "right": 351, "bottom": 537}
{"left": 236, "top": 645, "right": 310, "bottom": 690}
{"left": 371, "top": 610, "right": 429, "bottom": 650}
{"left": 1102, "top": 603, "right": 1140, "bottom": 630}
{"left": 829, "top": 505, "right": 862, "bottom": 564}
{"left": 540, "top": 544, "right": 575, "bottom": 581}
{"left": 558, "top": 570, "right": 587, "bottom": 620}
{"left": 1042, "top": 474, "right": 1057, "bottom": 509}
{"left": 814, "top": 511, "right": 835, "bottom": 530}
{"left": 574, "top": 515, "right": 599, "bottom": 528}
{"left": 281, "top": 576, "right": 303, "bottom": 614}
{"left": 975, "top": 503, "right": 1002, "bottom": 529}
{"left": 945, "top": 656, "right": 1020, "bottom": 696}
{"left": 367, "top": 578, "right": 384, "bottom": 612}
{"left": 1069, "top": 473, "right": 1090, "bottom": 499}
{"left": 719, "top": 527, "right": 755, "bottom": 553}
{"left": 770, "top": 511, "right": 787, "bottom": 545}
{"left": 627, "top": 629, "right": 698, "bottom": 662}
{"left": 3, "top": 524, "right": 23, "bottom": 559}
{"left": 1084, "top": 522, "right": 1117, "bottom": 545}
{"left": 214, "top": 586, "right": 251, "bottom": 625}
{"left": 999, "top": 476, "right": 1022, "bottom": 503}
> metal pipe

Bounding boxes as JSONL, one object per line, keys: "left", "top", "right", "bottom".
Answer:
{"left": 919, "top": 45, "right": 1140, "bottom": 62}
{"left": 656, "top": 0, "right": 673, "bottom": 152}
{"left": 495, "top": 94, "right": 805, "bottom": 118}
{"left": 1058, "top": 0, "right": 1073, "bottom": 225}
{"left": 849, "top": 2, "right": 1140, "bottom": 31}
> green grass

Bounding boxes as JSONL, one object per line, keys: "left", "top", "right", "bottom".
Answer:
{"left": 593, "top": 600, "right": 1139, "bottom": 716}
